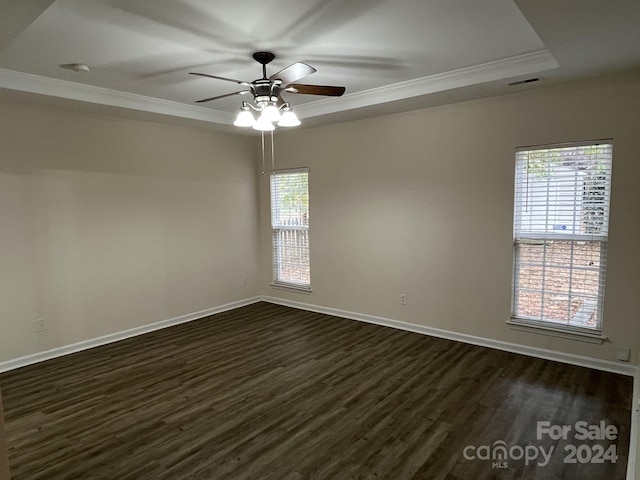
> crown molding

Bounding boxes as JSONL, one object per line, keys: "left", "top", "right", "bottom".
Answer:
{"left": 0, "top": 67, "right": 234, "bottom": 124}
{"left": 0, "top": 49, "right": 557, "bottom": 126}
{"left": 296, "top": 49, "right": 559, "bottom": 118}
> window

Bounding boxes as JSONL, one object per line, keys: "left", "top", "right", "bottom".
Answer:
{"left": 510, "top": 141, "right": 612, "bottom": 338}
{"left": 270, "top": 169, "right": 311, "bottom": 290}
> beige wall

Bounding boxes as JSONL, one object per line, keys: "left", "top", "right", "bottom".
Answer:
{"left": 0, "top": 100, "right": 259, "bottom": 363}
{"left": 1, "top": 73, "right": 638, "bottom": 368}
{"left": 259, "top": 73, "right": 640, "bottom": 365}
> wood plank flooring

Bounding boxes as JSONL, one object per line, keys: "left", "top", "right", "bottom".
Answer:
{"left": 0, "top": 302, "right": 633, "bottom": 479}
{"left": 0, "top": 388, "right": 10, "bottom": 480}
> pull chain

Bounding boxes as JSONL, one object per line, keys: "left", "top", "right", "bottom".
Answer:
{"left": 271, "top": 130, "right": 275, "bottom": 173}
{"left": 261, "top": 130, "right": 266, "bottom": 175}
{"left": 260, "top": 130, "right": 275, "bottom": 176}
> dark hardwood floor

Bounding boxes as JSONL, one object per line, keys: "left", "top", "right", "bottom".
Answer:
{"left": 0, "top": 302, "right": 633, "bottom": 479}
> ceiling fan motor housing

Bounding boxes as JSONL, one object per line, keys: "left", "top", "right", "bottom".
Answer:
{"left": 252, "top": 78, "right": 280, "bottom": 106}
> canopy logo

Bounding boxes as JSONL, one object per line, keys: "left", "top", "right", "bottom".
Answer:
{"left": 463, "top": 441, "right": 553, "bottom": 469}
{"left": 462, "top": 420, "right": 619, "bottom": 469}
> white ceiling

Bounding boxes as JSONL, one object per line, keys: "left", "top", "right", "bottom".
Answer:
{"left": 0, "top": 0, "right": 638, "bottom": 131}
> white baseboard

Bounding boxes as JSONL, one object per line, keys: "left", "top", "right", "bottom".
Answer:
{"left": 0, "top": 297, "right": 261, "bottom": 373}
{"left": 6, "top": 295, "right": 632, "bottom": 377}
{"left": 1, "top": 295, "right": 637, "bottom": 477}
{"left": 261, "top": 296, "right": 640, "bottom": 478}
{"left": 260, "top": 295, "right": 637, "bottom": 377}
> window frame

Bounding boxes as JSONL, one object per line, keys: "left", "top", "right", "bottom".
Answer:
{"left": 508, "top": 140, "right": 612, "bottom": 343}
{"left": 270, "top": 168, "right": 311, "bottom": 292}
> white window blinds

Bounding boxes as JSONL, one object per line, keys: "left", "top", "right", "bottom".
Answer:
{"left": 270, "top": 169, "right": 310, "bottom": 289}
{"left": 512, "top": 141, "right": 612, "bottom": 332}
{"left": 514, "top": 143, "right": 612, "bottom": 240}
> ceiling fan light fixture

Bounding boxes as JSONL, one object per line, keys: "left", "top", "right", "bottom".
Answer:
{"left": 277, "top": 105, "right": 300, "bottom": 127}
{"left": 233, "top": 104, "right": 256, "bottom": 127}
{"left": 191, "top": 51, "right": 345, "bottom": 130}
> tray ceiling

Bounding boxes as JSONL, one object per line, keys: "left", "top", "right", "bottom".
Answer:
{"left": 0, "top": 0, "right": 638, "bottom": 130}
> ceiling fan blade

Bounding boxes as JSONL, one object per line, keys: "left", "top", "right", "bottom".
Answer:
{"left": 190, "top": 72, "right": 251, "bottom": 86}
{"left": 285, "top": 84, "right": 346, "bottom": 96}
{"left": 195, "top": 90, "right": 251, "bottom": 103}
{"left": 269, "top": 62, "right": 317, "bottom": 85}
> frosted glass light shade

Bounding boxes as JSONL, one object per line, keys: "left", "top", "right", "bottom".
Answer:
{"left": 261, "top": 104, "right": 282, "bottom": 122}
{"left": 233, "top": 109, "right": 256, "bottom": 127}
{"left": 278, "top": 110, "right": 300, "bottom": 127}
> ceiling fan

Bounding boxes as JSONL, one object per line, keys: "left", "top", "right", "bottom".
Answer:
{"left": 190, "top": 51, "right": 346, "bottom": 130}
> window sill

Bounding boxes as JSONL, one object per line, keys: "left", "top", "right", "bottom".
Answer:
{"left": 507, "top": 318, "right": 607, "bottom": 344}
{"left": 270, "top": 282, "right": 312, "bottom": 294}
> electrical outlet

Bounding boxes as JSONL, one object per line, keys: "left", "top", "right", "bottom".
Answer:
{"left": 616, "top": 346, "right": 631, "bottom": 362}
{"left": 34, "top": 318, "right": 46, "bottom": 333}
{"left": 400, "top": 294, "right": 407, "bottom": 305}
